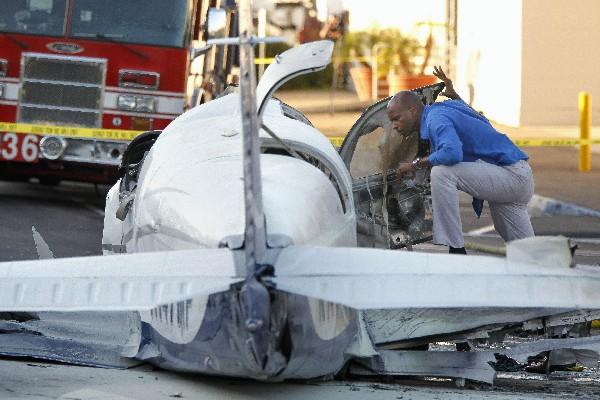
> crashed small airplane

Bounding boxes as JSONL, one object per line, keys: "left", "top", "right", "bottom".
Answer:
{"left": 0, "top": 0, "right": 600, "bottom": 386}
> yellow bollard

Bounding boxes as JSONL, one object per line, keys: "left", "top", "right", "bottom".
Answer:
{"left": 579, "top": 92, "right": 591, "bottom": 172}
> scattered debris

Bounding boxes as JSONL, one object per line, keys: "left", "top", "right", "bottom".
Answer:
{"left": 31, "top": 226, "right": 54, "bottom": 259}
{"left": 491, "top": 354, "right": 525, "bottom": 372}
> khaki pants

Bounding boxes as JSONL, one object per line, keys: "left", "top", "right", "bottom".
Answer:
{"left": 430, "top": 160, "right": 535, "bottom": 248}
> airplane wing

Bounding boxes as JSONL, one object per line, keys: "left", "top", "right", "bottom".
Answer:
{"left": 0, "top": 248, "right": 241, "bottom": 312}
{"left": 271, "top": 245, "right": 600, "bottom": 310}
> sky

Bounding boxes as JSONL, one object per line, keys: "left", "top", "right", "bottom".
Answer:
{"left": 318, "top": 0, "right": 446, "bottom": 31}
{"left": 252, "top": 0, "right": 447, "bottom": 34}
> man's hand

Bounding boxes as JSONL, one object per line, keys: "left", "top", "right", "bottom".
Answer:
{"left": 433, "top": 66, "right": 461, "bottom": 101}
{"left": 396, "top": 162, "right": 416, "bottom": 179}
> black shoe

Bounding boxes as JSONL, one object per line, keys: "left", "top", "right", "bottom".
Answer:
{"left": 449, "top": 246, "right": 467, "bottom": 255}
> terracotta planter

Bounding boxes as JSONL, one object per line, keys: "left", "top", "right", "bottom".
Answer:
{"left": 387, "top": 74, "right": 437, "bottom": 96}
{"left": 349, "top": 66, "right": 372, "bottom": 102}
{"left": 376, "top": 78, "right": 389, "bottom": 100}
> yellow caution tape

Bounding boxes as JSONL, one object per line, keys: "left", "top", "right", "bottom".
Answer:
{"left": 327, "top": 136, "right": 600, "bottom": 147}
{"left": 328, "top": 136, "right": 345, "bottom": 147}
{"left": 0, "top": 122, "right": 143, "bottom": 141}
{"left": 2, "top": 122, "right": 598, "bottom": 148}
{"left": 513, "top": 138, "right": 600, "bottom": 147}
{"left": 254, "top": 57, "right": 274, "bottom": 65}
{"left": 255, "top": 56, "right": 371, "bottom": 65}
{"left": 592, "top": 320, "right": 600, "bottom": 329}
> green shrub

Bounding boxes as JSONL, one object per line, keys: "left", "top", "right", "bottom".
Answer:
{"left": 341, "top": 28, "right": 422, "bottom": 78}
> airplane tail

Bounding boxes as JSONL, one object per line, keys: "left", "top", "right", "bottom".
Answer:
{"left": 232, "top": 0, "right": 332, "bottom": 276}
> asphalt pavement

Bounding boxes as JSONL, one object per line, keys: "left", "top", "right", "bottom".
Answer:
{"left": 0, "top": 180, "right": 108, "bottom": 261}
{"left": 2, "top": 357, "right": 600, "bottom": 400}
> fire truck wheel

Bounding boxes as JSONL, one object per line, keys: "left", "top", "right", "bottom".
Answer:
{"left": 39, "top": 177, "right": 61, "bottom": 186}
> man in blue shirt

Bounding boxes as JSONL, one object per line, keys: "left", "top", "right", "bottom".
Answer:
{"left": 387, "top": 67, "right": 534, "bottom": 254}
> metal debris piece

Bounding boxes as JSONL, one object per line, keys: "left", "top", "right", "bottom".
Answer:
{"left": 31, "top": 226, "right": 54, "bottom": 260}
{"left": 350, "top": 350, "right": 497, "bottom": 384}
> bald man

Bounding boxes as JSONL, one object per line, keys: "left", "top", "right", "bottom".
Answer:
{"left": 387, "top": 70, "right": 534, "bottom": 254}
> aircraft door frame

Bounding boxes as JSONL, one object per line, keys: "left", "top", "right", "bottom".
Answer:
{"left": 338, "top": 83, "right": 445, "bottom": 249}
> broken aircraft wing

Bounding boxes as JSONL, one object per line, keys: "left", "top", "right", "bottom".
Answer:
{"left": 271, "top": 244, "right": 600, "bottom": 311}
{"left": 0, "top": 248, "right": 240, "bottom": 312}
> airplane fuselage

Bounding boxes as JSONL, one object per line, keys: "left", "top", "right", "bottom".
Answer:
{"left": 101, "top": 91, "right": 363, "bottom": 379}
{"left": 104, "top": 94, "right": 356, "bottom": 253}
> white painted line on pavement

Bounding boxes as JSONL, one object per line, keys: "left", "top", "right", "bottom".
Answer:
{"left": 85, "top": 204, "right": 105, "bottom": 217}
{"left": 69, "top": 198, "right": 106, "bottom": 217}
{"left": 464, "top": 233, "right": 600, "bottom": 246}
{"left": 528, "top": 194, "right": 600, "bottom": 217}
{"left": 464, "top": 233, "right": 500, "bottom": 239}
{"left": 572, "top": 238, "right": 600, "bottom": 245}
{"left": 467, "top": 224, "right": 496, "bottom": 236}
{"left": 576, "top": 250, "right": 600, "bottom": 257}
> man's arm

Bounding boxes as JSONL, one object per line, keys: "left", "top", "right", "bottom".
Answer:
{"left": 433, "top": 66, "right": 463, "bottom": 101}
{"left": 396, "top": 156, "right": 431, "bottom": 177}
{"left": 396, "top": 117, "right": 463, "bottom": 178}
{"left": 427, "top": 121, "right": 463, "bottom": 165}
{"left": 432, "top": 66, "right": 493, "bottom": 125}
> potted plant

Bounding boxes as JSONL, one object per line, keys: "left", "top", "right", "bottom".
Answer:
{"left": 340, "top": 31, "right": 373, "bottom": 101}
{"left": 341, "top": 28, "right": 437, "bottom": 100}
{"left": 386, "top": 29, "right": 437, "bottom": 96}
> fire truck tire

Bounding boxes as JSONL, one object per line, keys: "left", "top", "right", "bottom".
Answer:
{"left": 39, "top": 177, "right": 61, "bottom": 186}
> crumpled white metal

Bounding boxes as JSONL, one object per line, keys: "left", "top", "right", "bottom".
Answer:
{"left": 507, "top": 235, "right": 573, "bottom": 268}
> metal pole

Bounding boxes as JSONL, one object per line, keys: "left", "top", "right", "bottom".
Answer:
{"left": 579, "top": 92, "right": 592, "bottom": 172}
{"left": 371, "top": 42, "right": 385, "bottom": 101}
{"left": 239, "top": 0, "right": 267, "bottom": 274}
{"left": 257, "top": 8, "right": 267, "bottom": 79}
{"left": 329, "top": 38, "right": 341, "bottom": 115}
{"left": 446, "top": 0, "right": 458, "bottom": 78}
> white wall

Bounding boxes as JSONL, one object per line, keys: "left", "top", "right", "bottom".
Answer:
{"left": 455, "top": 0, "right": 523, "bottom": 126}
{"left": 455, "top": 0, "right": 600, "bottom": 126}
{"left": 521, "top": 0, "right": 600, "bottom": 125}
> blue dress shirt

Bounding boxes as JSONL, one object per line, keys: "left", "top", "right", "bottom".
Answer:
{"left": 420, "top": 100, "right": 529, "bottom": 217}
{"left": 420, "top": 100, "right": 528, "bottom": 166}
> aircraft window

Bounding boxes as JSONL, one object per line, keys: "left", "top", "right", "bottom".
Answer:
{"left": 262, "top": 147, "right": 291, "bottom": 156}
{"left": 277, "top": 100, "right": 313, "bottom": 127}
{"left": 349, "top": 125, "right": 419, "bottom": 179}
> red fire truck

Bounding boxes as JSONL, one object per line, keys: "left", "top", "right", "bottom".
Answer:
{"left": 0, "top": 0, "right": 237, "bottom": 184}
